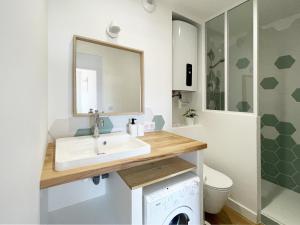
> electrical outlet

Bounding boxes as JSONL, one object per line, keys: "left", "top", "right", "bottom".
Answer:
{"left": 144, "top": 121, "right": 155, "bottom": 131}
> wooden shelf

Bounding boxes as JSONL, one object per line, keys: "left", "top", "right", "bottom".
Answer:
{"left": 118, "top": 157, "right": 196, "bottom": 190}
{"left": 40, "top": 131, "right": 206, "bottom": 189}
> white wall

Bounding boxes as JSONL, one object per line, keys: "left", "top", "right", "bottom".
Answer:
{"left": 0, "top": 0, "right": 48, "bottom": 223}
{"left": 173, "top": 112, "right": 259, "bottom": 222}
{"left": 199, "top": 112, "right": 259, "bottom": 221}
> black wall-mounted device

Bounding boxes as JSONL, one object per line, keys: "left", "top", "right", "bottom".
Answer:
{"left": 186, "top": 64, "right": 192, "bottom": 86}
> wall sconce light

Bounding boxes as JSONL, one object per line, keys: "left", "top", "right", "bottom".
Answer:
{"left": 142, "top": 0, "right": 156, "bottom": 13}
{"left": 106, "top": 21, "right": 121, "bottom": 38}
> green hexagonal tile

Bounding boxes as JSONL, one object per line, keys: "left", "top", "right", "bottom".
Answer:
{"left": 292, "top": 145, "right": 300, "bottom": 158}
{"left": 293, "top": 173, "right": 300, "bottom": 185}
{"left": 236, "top": 57, "right": 250, "bottom": 69}
{"left": 276, "top": 135, "right": 296, "bottom": 148}
{"left": 293, "top": 159, "right": 300, "bottom": 171}
{"left": 276, "top": 161, "right": 296, "bottom": 175}
{"left": 262, "top": 126, "right": 279, "bottom": 139}
{"left": 261, "top": 147, "right": 267, "bottom": 154}
{"left": 260, "top": 77, "right": 279, "bottom": 90}
{"left": 294, "top": 186, "right": 300, "bottom": 193}
{"left": 101, "top": 117, "right": 114, "bottom": 133}
{"left": 276, "top": 148, "right": 296, "bottom": 161}
{"left": 74, "top": 117, "right": 114, "bottom": 136}
{"left": 291, "top": 88, "right": 300, "bottom": 102}
{"left": 262, "top": 138, "right": 279, "bottom": 151}
{"left": 262, "top": 162, "right": 279, "bottom": 177}
{"left": 275, "top": 122, "right": 296, "bottom": 135}
{"left": 277, "top": 174, "right": 297, "bottom": 189}
{"left": 262, "top": 151, "right": 279, "bottom": 164}
{"left": 275, "top": 55, "right": 295, "bottom": 69}
{"left": 261, "top": 114, "right": 279, "bottom": 127}
{"left": 153, "top": 115, "right": 165, "bottom": 131}
{"left": 75, "top": 128, "right": 92, "bottom": 137}
{"left": 236, "top": 101, "right": 251, "bottom": 112}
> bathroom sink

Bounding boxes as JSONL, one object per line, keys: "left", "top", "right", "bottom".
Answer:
{"left": 55, "top": 132, "right": 151, "bottom": 171}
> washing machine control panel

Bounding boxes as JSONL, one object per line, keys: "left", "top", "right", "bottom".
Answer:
{"left": 147, "top": 177, "right": 200, "bottom": 211}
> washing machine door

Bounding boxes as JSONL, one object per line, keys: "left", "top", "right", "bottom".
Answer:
{"left": 162, "top": 206, "right": 194, "bottom": 225}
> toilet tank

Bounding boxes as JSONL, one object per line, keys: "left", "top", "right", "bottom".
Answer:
{"left": 172, "top": 20, "right": 198, "bottom": 91}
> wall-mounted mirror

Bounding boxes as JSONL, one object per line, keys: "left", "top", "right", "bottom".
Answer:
{"left": 73, "top": 35, "right": 144, "bottom": 116}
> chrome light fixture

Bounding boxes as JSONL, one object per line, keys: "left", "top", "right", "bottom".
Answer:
{"left": 142, "top": 0, "right": 156, "bottom": 13}
{"left": 106, "top": 21, "right": 121, "bottom": 38}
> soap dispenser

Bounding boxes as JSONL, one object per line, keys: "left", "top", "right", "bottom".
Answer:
{"left": 128, "top": 118, "right": 138, "bottom": 137}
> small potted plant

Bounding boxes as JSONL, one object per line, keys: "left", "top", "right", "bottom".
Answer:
{"left": 183, "top": 108, "right": 198, "bottom": 125}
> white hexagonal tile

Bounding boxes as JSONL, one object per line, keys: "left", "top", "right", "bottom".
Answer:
{"left": 144, "top": 107, "right": 154, "bottom": 122}
{"left": 262, "top": 126, "right": 279, "bottom": 139}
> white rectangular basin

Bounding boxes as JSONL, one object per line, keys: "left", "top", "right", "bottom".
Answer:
{"left": 55, "top": 132, "right": 151, "bottom": 171}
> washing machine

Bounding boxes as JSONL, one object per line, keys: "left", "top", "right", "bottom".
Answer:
{"left": 143, "top": 172, "right": 201, "bottom": 225}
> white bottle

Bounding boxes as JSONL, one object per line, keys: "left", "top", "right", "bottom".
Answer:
{"left": 137, "top": 123, "right": 144, "bottom": 136}
{"left": 128, "top": 118, "right": 138, "bottom": 137}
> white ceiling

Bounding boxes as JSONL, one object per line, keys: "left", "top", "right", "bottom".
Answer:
{"left": 163, "top": 0, "right": 247, "bottom": 21}
{"left": 163, "top": 0, "right": 300, "bottom": 26}
{"left": 260, "top": 0, "right": 300, "bottom": 25}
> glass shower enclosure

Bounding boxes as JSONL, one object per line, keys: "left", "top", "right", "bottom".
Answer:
{"left": 259, "top": 0, "right": 300, "bottom": 224}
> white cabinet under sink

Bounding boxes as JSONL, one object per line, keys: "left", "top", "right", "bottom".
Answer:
{"left": 40, "top": 151, "right": 204, "bottom": 225}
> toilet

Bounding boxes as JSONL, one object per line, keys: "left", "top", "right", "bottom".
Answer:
{"left": 203, "top": 164, "right": 233, "bottom": 214}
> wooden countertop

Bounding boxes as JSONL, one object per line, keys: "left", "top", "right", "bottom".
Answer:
{"left": 40, "top": 131, "right": 207, "bottom": 189}
{"left": 118, "top": 157, "right": 196, "bottom": 190}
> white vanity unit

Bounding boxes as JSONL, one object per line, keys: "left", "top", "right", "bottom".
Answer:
{"left": 40, "top": 131, "right": 206, "bottom": 225}
{"left": 41, "top": 156, "right": 204, "bottom": 225}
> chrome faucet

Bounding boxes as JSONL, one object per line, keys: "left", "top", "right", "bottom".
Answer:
{"left": 89, "top": 109, "right": 104, "bottom": 138}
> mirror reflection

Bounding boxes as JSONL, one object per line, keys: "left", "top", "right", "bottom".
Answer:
{"left": 74, "top": 36, "right": 143, "bottom": 115}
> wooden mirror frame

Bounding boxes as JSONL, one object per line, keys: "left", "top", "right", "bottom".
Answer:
{"left": 73, "top": 35, "right": 144, "bottom": 117}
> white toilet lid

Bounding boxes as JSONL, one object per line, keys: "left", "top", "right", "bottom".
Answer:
{"left": 203, "top": 164, "right": 233, "bottom": 190}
